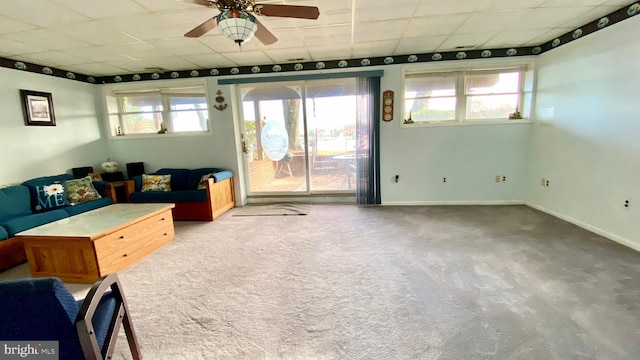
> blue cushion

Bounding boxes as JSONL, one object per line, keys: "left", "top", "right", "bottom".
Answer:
{"left": 155, "top": 168, "right": 190, "bottom": 191}
{"left": 22, "top": 174, "right": 74, "bottom": 187}
{"left": 0, "top": 226, "right": 8, "bottom": 241}
{"left": 92, "top": 292, "right": 117, "bottom": 351}
{"left": 212, "top": 170, "right": 233, "bottom": 183}
{"left": 166, "top": 190, "right": 207, "bottom": 203}
{"left": 0, "top": 278, "right": 84, "bottom": 360}
{"left": 0, "top": 186, "right": 33, "bottom": 221}
{"left": 0, "top": 210, "right": 68, "bottom": 237}
{"left": 132, "top": 175, "right": 143, "bottom": 192}
{"left": 91, "top": 180, "right": 108, "bottom": 193}
{"left": 64, "top": 198, "right": 113, "bottom": 217}
{"left": 130, "top": 191, "right": 172, "bottom": 203}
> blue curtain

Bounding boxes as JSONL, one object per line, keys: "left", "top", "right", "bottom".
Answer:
{"left": 355, "top": 76, "right": 381, "bottom": 205}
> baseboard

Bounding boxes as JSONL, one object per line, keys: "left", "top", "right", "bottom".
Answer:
{"left": 381, "top": 200, "right": 525, "bottom": 206}
{"left": 525, "top": 201, "right": 640, "bottom": 253}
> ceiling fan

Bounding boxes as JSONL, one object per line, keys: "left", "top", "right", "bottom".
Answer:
{"left": 184, "top": 0, "right": 320, "bottom": 46}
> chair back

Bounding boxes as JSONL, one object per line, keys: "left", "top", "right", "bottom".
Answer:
{"left": 0, "top": 278, "right": 85, "bottom": 359}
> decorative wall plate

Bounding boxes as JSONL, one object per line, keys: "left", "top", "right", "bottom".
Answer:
{"left": 407, "top": 55, "right": 418, "bottom": 62}
{"left": 552, "top": 38, "right": 561, "bottom": 47}
{"left": 42, "top": 67, "right": 53, "bottom": 75}
{"left": 132, "top": 74, "right": 141, "bottom": 81}
{"left": 572, "top": 29, "right": 583, "bottom": 39}
{"left": 597, "top": 17, "right": 609, "bottom": 28}
{"left": 506, "top": 48, "right": 517, "bottom": 56}
{"left": 315, "top": 62, "right": 325, "bottom": 69}
{"left": 230, "top": 67, "right": 240, "bottom": 75}
{"left": 532, "top": 47, "right": 542, "bottom": 55}
{"left": 628, "top": 3, "right": 640, "bottom": 16}
{"left": 170, "top": 72, "right": 179, "bottom": 78}
{"left": 87, "top": 77, "right": 96, "bottom": 83}
{"left": 251, "top": 66, "right": 260, "bottom": 73}
{"left": 190, "top": 70, "right": 199, "bottom": 77}
{"left": 151, "top": 73, "right": 160, "bottom": 79}
{"left": 14, "top": 62, "right": 26, "bottom": 70}
{"left": 338, "top": 60, "right": 348, "bottom": 68}
{"left": 210, "top": 69, "right": 219, "bottom": 76}
{"left": 456, "top": 52, "right": 467, "bottom": 60}
{"left": 432, "top": 53, "right": 442, "bottom": 61}
{"left": 294, "top": 63, "right": 303, "bottom": 71}
{"left": 481, "top": 50, "right": 492, "bottom": 58}
{"left": 360, "top": 58, "right": 370, "bottom": 66}
{"left": 384, "top": 57, "right": 394, "bottom": 64}
{"left": 114, "top": 76, "right": 122, "bottom": 82}
{"left": 66, "top": 72, "right": 76, "bottom": 79}
{"left": 272, "top": 64, "right": 282, "bottom": 72}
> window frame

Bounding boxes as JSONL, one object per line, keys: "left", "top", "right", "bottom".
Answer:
{"left": 403, "top": 65, "right": 533, "bottom": 126}
{"left": 104, "top": 82, "right": 211, "bottom": 138}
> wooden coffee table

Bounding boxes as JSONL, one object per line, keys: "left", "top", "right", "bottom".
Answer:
{"left": 17, "top": 203, "right": 175, "bottom": 283}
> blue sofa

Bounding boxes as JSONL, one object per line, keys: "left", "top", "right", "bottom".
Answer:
{"left": 0, "top": 174, "right": 113, "bottom": 271}
{"left": 125, "top": 168, "right": 235, "bottom": 221}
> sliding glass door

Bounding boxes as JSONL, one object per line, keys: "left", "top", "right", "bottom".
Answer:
{"left": 240, "top": 78, "right": 356, "bottom": 195}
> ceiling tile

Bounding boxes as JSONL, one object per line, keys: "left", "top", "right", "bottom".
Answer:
{"left": 0, "top": 0, "right": 89, "bottom": 27}
{"left": 20, "top": 51, "right": 92, "bottom": 67}
{"left": 65, "top": 63, "right": 130, "bottom": 76}
{"left": 354, "top": 19, "right": 408, "bottom": 42}
{"left": 511, "top": 7, "right": 593, "bottom": 30}
{"left": 404, "top": 15, "right": 470, "bottom": 37}
{"left": 541, "top": 0, "right": 608, "bottom": 7}
{"left": 352, "top": 40, "right": 398, "bottom": 58}
{"left": 479, "top": 0, "right": 545, "bottom": 11}
{"left": 306, "top": 45, "right": 352, "bottom": 61}
{"left": 438, "top": 32, "right": 499, "bottom": 50}
{"left": 50, "top": 0, "right": 148, "bottom": 19}
{"left": 146, "top": 57, "right": 198, "bottom": 71}
{"left": 0, "top": 37, "right": 47, "bottom": 56}
{"left": 415, "top": 0, "right": 483, "bottom": 17}
{"left": 483, "top": 29, "right": 552, "bottom": 48}
{"left": 263, "top": 48, "right": 312, "bottom": 63}
{"left": 221, "top": 51, "right": 273, "bottom": 66}
{"left": 133, "top": 0, "right": 198, "bottom": 11}
{"left": 394, "top": 36, "right": 448, "bottom": 55}
{"left": 456, "top": 10, "right": 531, "bottom": 33}
{"left": 4, "top": 29, "right": 91, "bottom": 51}
{"left": 355, "top": 4, "right": 417, "bottom": 22}
{"left": 61, "top": 46, "right": 134, "bottom": 63}
{"left": 184, "top": 54, "right": 237, "bottom": 68}
{"left": 0, "top": 15, "right": 37, "bottom": 35}
{"left": 560, "top": 6, "right": 622, "bottom": 27}
{"left": 48, "top": 21, "right": 139, "bottom": 46}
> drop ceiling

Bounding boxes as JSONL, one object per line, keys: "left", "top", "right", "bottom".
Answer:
{"left": 0, "top": 0, "right": 636, "bottom": 77}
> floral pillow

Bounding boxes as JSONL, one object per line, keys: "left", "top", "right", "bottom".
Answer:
{"left": 197, "top": 173, "right": 213, "bottom": 190}
{"left": 141, "top": 174, "right": 171, "bottom": 192}
{"left": 30, "top": 182, "right": 70, "bottom": 212}
{"left": 66, "top": 176, "right": 102, "bottom": 204}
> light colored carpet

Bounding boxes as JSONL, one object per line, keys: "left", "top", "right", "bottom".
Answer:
{"left": 233, "top": 203, "right": 311, "bottom": 216}
{"left": 1, "top": 205, "right": 639, "bottom": 359}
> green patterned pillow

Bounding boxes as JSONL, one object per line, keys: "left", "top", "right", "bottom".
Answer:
{"left": 66, "top": 176, "right": 101, "bottom": 204}
{"left": 141, "top": 174, "right": 171, "bottom": 192}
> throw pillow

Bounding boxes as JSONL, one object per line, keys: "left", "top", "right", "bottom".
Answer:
{"left": 197, "top": 173, "right": 213, "bottom": 190}
{"left": 66, "top": 176, "right": 102, "bottom": 204}
{"left": 141, "top": 174, "right": 171, "bottom": 192}
{"left": 31, "top": 182, "right": 70, "bottom": 212}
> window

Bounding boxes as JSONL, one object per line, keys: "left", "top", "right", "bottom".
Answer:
{"left": 404, "top": 67, "right": 531, "bottom": 124}
{"left": 106, "top": 85, "right": 209, "bottom": 136}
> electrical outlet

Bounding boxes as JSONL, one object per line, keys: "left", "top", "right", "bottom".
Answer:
{"left": 624, "top": 200, "right": 630, "bottom": 209}
{"left": 540, "top": 178, "right": 546, "bottom": 187}
{"left": 495, "top": 175, "right": 501, "bottom": 183}
{"left": 442, "top": 177, "right": 447, "bottom": 183}
{"left": 545, "top": 179, "right": 550, "bottom": 187}
{"left": 502, "top": 176, "right": 507, "bottom": 182}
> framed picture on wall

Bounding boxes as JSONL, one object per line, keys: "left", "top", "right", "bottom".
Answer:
{"left": 20, "top": 90, "right": 56, "bottom": 126}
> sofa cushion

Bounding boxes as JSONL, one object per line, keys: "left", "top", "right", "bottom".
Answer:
{"left": 212, "top": 170, "right": 233, "bottom": 183}
{"left": 64, "top": 198, "right": 112, "bottom": 217}
{"left": 0, "top": 186, "right": 33, "bottom": 221}
{"left": 141, "top": 174, "right": 171, "bottom": 192}
{"left": 186, "top": 168, "right": 223, "bottom": 189}
{"left": 0, "top": 210, "right": 68, "bottom": 237}
{"left": 155, "top": 168, "right": 190, "bottom": 190}
{"left": 0, "top": 226, "right": 8, "bottom": 241}
{"left": 130, "top": 191, "right": 172, "bottom": 203}
{"left": 28, "top": 182, "right": 71, "bottom": 212}
{"left": 66, "top": 176, "right": 102, "bottom": 204}
{"left": 22, "top": 174, "right": 74, "bottom": 187}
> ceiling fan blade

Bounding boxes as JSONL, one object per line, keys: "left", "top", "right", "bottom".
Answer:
{"left": 254, "top": 4, "right": 320, "bottom": 19}
{"left": 184, "top": 16, "right": 218, "bottom": 38}
{"left": 254, "top": 18, "right": 278, "bottom": 45}
{"left": 184, "top": 0, "right": 215, "bottom": 7}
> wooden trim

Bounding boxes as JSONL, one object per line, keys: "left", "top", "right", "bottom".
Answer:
{"left": 0, "top": 237, "right": 26, "bottom": 271}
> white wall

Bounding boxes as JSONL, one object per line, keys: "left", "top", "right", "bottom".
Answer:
{"left": 380, "top": 60, "right": 533, "bottom": 205}
{"left": 528, "top": 16, "right": 640, "bottom": 250}
{"left": 0, "top": 67, "right": 108, "bottom": 186}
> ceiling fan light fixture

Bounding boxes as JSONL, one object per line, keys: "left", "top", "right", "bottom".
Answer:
{"left": 217, "top": 9, "right": 258, "bottom": 46}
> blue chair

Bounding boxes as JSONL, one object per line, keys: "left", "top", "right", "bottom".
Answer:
{"left": 0, "top": 273, "right": 141, "bottom": 360}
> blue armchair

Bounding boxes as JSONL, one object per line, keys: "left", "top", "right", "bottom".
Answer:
{"left": 0, "top": 273, "right": 141, "bottom": 360}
